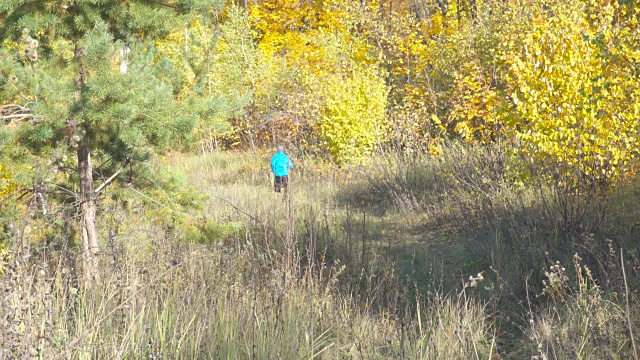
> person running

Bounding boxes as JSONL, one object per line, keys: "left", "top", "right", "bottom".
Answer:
{"left": 271, "top": 145, "right": 294, "bottom": 194}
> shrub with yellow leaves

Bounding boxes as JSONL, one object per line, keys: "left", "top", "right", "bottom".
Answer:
{"left": 450, "top": 59, "right": 503, "bottom": 143}
{"left": 506, "top": 1, "right": 640, "bottom": 189}
{"left": 313, "top": 63, "right": 388, "bottom": 164}
{"left": 497, "top": 0, "right": 640, "bottom": 233}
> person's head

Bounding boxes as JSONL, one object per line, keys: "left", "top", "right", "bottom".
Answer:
{"left": 277, "top": 145, "right": 285, "bottom": 153}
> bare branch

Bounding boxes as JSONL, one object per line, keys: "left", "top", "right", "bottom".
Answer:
{"left": 126, "top": 186, "right": 195, "bottom": 220}
{"left": 257, "top": 112, "right": 291, "bottom": 129}
{"left": 1, "top": 113, "right": 30, "bottom": 119}
{"left": 95, "top": 158, "right": 131, "bottom": 194}
{"left": 95, "top": 167, "right": 124, "bottom": 194}
{"left": 1, "top": 103, "right": 34, "bottom": 123}
{"left": 211, "top": 195, "right": 264, "bottom": 225}
{"left": 48, "top": 184, "right": 79, "bottom": 198}
{"left": 0, "top": 104, "right": 31, "bottom": 112}
{"left": 49, "top": 189, "right": 78, "bottom": 197}
{"left": 142, "top": 0, "right": 178, "bottom": 9}
{"left": 0, "top": 188, "right": 31, "bottom": 204}
{"left": 2, "top": 114, "right": 31, "bottom": 122}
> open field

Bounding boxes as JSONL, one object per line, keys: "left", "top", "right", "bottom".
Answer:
{"left": 3, "top": 146, "right": 640, "bottom": 358}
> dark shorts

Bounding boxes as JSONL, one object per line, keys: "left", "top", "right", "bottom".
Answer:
{"left": 274, "top": 175, "right": 289, "bottom": 193}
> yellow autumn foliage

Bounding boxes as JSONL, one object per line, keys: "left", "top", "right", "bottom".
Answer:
{"left": 0, "top": 164, "right": 16, "bottom": 198}
{"left": 153, "top": 0, "right": 640, "bottom": 170}
{"left": 310, "top": 63, "right": 388, "bottom": 164}
{"left": 450, "top": 59, "right": 502, "bottom": 143}
{"left": 506, "top": 1, "right": 640, "bottom": 187}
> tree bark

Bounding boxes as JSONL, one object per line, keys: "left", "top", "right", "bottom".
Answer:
{"left": 438, "top": 0, "right": 448, "bottom": 22}
{"left": 73, "top": 43, "right": 99, "bottom": 283}
{"left": 78, "top": 144, "right": 100, "bottom": 283}
{"left": 469, "top": 0, "right": 477, "bottom": 20}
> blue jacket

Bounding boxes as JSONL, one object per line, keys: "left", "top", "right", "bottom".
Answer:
{"left": 271, "top": 152, "right": 293, "bottom": 177}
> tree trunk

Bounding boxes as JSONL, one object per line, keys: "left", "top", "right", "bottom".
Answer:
{"left": 469, "top": 0, "right": 477, "bottom": 20}
{"left": 73, "top": 43, "right": 99, "bottom": 283}
{"left": 78, "top": 144, "right": 100, "bottom": 283}
{"left": 438, "top": 0, "right": 448, "bottom": 22}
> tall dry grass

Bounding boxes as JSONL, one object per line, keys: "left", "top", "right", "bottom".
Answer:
{"left": 3, "top": 147, "right": 640, "bottom": 358}
{"left": 527, "top": 254, "right": 639, "bottom": 360}
{"left": 0, "top": 149, "right": 496, "bottom": 359}
{"left": 0, "top": 221, "right": 495, "bottom": 359}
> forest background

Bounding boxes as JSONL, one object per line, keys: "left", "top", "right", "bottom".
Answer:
{"left": 1, "top": 0, "right": 640, "bottom": 358}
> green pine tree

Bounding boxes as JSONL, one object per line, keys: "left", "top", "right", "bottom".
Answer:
{"left": 0, "top": 0, "right": 223, "bottom": 282}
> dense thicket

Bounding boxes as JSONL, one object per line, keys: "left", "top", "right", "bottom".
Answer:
{"left": 1, "top": 0, "right": 639, "bottom": 282}
{"left": 2, "top": 0, "right": 639, "bottom": 178}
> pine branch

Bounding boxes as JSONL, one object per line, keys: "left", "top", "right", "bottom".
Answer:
{"left": 139, "top": 176, "right": 179, "bottom": 209}
{"left": 141, "top": 112, "right": 177, "bottom": 129}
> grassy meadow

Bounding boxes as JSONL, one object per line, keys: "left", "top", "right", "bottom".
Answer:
{"left": 2, "top": 145, "right": 640, "bottom": 359}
